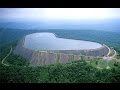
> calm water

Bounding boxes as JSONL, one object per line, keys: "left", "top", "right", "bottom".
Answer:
{"left": 23, "top": 32, "right": 102, "bottom": 50}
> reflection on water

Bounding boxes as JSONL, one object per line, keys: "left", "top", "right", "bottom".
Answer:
{"left": 24, "top": 32, "right": 102, "bottom": 50}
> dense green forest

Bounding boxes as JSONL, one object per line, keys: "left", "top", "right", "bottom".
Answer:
{"left": 0, "top": 28, "right": 120, "bottom": 83}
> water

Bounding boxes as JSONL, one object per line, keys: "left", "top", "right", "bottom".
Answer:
{"left": 23, "top": 32, "right": 102, "bottom": 50}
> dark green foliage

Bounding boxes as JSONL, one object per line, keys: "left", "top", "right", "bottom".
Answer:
{"left": 114, "top": 62, "right": 119, "bottom": 67}
{"left": 5, "top": 53, "right": 29, "bottom": 66}
{"left": 1, "top": 59, "right": 120, "bottom": 83}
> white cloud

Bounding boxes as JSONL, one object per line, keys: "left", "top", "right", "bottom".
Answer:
{"left": 0, "top": 8, "right": 120, "bottom": 21}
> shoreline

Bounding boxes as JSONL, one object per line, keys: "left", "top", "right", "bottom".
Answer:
{"left": 13, "top": 33, "right": 111, "bottom": 66}
{"left": 14, "top": 32, "right": 110, "bottom": 57}
{"left": 23, "top": 32, "right": 103, "bottom": 51}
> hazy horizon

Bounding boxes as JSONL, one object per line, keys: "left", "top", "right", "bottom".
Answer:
{"left": 0, "top": 8, "right": 120, "bottom": 32}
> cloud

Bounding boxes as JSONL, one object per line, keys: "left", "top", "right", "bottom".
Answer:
{"left": 0, "top": 8, "right": 120, "bottom": 22}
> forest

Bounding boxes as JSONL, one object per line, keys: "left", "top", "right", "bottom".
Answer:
{"left": 0, "top": 28, "right": 120, "bottom": 83}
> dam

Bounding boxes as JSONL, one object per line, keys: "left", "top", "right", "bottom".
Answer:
{"left": 14, "top": 32, "right": 109, "bottom": 66}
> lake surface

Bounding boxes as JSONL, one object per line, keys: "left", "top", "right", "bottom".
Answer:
{"left": 23, "top": 32, "right": 102, "bottom": 50}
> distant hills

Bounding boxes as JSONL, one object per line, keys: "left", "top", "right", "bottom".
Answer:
{"left": 0, "top": 19, "right": 120, "bottom": 32}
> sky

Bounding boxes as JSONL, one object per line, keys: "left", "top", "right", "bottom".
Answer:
{"left": 0, "top": 8, "right": 120, "bottom": 31}
{"left": 0, "top": 8, "right": 120, "bottom": 22}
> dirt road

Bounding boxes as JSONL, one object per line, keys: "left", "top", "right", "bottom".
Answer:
{"left": 1, "top": 46, "right": 12, "bottom": 66}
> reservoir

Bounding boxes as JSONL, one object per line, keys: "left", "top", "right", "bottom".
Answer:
{"left": 23, "top": 32, "right": 102, "bottom": 50}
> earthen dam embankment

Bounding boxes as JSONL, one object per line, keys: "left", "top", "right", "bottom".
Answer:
{"left": 13, "top": 33, "right": 109, "bottom": 66}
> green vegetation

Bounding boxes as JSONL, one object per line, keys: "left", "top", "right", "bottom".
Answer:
{"left": 1, "top": 59, "right": 120, "bottom": 83}
{"left": 88, "top": 59, "right": 120, "bottom": 69}
{"left": 4, "top": 53, "right": 29, "bottom": 67}
{"left": 0, "top": 28, "right": 120, "bottom": 83}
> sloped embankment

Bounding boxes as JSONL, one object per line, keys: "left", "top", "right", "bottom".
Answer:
{"left": 13, "top": 38, "right": 109, "bottom": 66}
